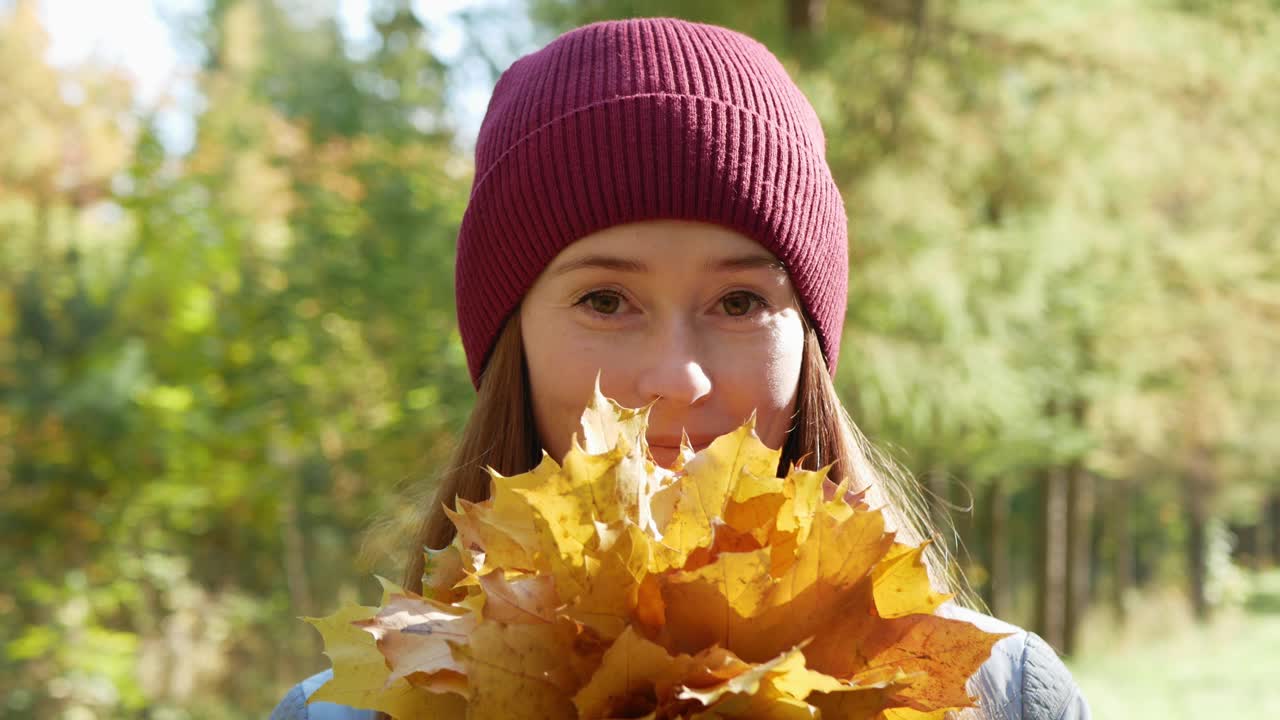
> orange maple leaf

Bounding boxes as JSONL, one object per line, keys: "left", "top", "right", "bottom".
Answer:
{"left": 307, "top": 381, "right": 1010, "bottom": 719}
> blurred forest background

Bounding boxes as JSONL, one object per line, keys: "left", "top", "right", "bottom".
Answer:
{"left": 2, "top": 0, "right": 1278, "bottom": 718}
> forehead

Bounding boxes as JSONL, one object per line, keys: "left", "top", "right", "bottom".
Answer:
{"left": 547, "top": 220, "right": 786, "bottom": 273}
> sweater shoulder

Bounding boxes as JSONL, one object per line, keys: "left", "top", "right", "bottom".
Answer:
{"left": 936, "top": 604, "right": 1091, "bottom": 720}
{"left": 1020, "top": 632, "right": 1092, "bottom": 720}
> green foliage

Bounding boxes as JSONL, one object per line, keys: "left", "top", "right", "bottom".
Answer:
{"left": 1, "top": 1, "right": 472, "bottom": 716}
{"left": 1, "top": 0, "right": 1277, "bottom": 717}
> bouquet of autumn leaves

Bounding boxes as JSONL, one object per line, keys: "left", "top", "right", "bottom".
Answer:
{"left": 307, "top": 387, "right": 1008, "bottom": 719}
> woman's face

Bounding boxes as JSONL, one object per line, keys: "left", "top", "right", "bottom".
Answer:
{"left": 520, "top": 220, "right": 807, "bottom": 469}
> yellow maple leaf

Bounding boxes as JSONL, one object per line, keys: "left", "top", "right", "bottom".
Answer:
{"left": 571, "top": 626, "right": 680, "bottom": 718}
{"left": 351, "top": 586, "right": 476, "bottom": 692}
{"left": 305, "top": 384, "right": 1009, "bottom": 719}
{"left": 421, "top": 545, "right": 468, "bottom": 603}
{"left": 871, "top": 543, "right": 952, "bottom": 619}
{"left": 304, "top": 597, "right": 466, "bottom": 717}
{"left": 652, "top": 418, "right": 780, "bottom": 572}
{"left": 475, "top": 570, "right": 559, "bottom": 624}
{"left": 450, "top": 617, "right": 589, "bottom": 718}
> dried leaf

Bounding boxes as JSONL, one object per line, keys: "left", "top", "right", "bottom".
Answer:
{"left": 452, "top": 618, "right": 585, "bottom": 719}
{"left": 306, "top": 385, "right": 1008, "bottom": 719}
{"left": 422, "top": 545, "right": 467, "bottom": 603}
{"left": 476, "top": 571, "right": 559, "bottom": 624}
{"left": 352, "top": 590, "right": 476, "bottom": 691}
{"left": 304, "top": 602, "right": 466, "bottom": 717}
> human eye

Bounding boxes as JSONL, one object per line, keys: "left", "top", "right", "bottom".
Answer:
{"left": 719, "top": 290, "right": 769, "bottom": 318}
{"left": 573, "top": 289, "right": 629, "bottom": 318}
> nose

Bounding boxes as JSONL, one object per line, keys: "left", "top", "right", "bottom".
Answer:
{"left": 634, "top": 322, "right": 712, "bottom": 407}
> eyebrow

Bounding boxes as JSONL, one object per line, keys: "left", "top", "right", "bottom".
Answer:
{"left": 711, "top": 255, "right": 786, "bottom": 272}
{"left": 549, "top": 253, "right": 785, "bottom": 277}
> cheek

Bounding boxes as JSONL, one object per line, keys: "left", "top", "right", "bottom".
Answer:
{"left": 522, "top": 319, "right": 633, "bottom": 458}
{"left": 716, "top": 320, "right": 805, "bottom": 446}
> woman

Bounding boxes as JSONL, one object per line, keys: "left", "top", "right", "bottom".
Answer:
{"left": 271, "top": 16, "right": 1089, "bottom": 720}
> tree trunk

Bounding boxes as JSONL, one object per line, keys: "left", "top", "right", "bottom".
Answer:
{"left": 1035, "top": 466, "right": 1068, "bottom": 650}
{"left": 1109, "top": 480, "right": 1133, "bottom": 623}
{"left": 35, "top": 193, "right": 51, "bottom": 264}
{"left": 1063, "top": 466, "right": 1093, "bottom": 656}
{"left": 1262, "top": 491, "right": 1280, "bottom": 569}
{"left": 1234, "top": 522, "right": 1259, "bottom": 570}
{"left": 1252, "top": 521, "right": 1266, "bottom": 569}
{"left": 982, "top": 476, "right": 1011, "bottom": 617}
{"left": 1186, "top": 497, "right": 1208, "bottom": 620}
{"left": 884, "top": 0, "right": 928, "bottom": 146}
{"left": 1185, "top": 446, "right": 1213, "bottom": 622}
{"left": 281, "top": 474, "right": 313, "bottom": 618}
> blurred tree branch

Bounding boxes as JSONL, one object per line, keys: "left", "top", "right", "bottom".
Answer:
{"left": 861, "top": 0, "right": 1225, "bottom": 106}
{"left": 786, "top": 0, "right": 826, "bottom": 34}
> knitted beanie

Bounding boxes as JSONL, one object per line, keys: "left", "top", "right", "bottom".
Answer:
{"left": 455, "top": 16, "right": 848, "bottom": 387}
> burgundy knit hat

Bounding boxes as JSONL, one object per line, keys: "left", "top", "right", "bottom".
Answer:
{"left": 455, "top": 17, "right": 848, "bottom": 387}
